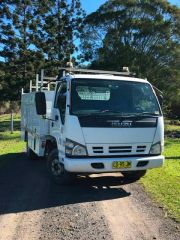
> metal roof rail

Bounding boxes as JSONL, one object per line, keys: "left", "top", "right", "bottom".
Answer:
{"left": 58, "top": 67, "right": 135, "bottom": 79}
{"left": 29, "top": 70, "right": 57, "bottom": 92}
{"left": 28, "top": 67, "right": 135, "bottom": 92}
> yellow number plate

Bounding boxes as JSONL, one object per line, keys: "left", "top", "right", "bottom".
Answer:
{"left": 112, "top": 161, "right": 131, "bottom": 169}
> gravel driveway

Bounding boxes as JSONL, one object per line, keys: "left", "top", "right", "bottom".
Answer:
{"left": 0, "top": 153, "right": 179, "bottom": 240}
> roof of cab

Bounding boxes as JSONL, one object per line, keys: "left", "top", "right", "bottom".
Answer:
{"left": 68, "top": 74, "right": 148, "bottom": 84}
{"left": 58, "top": 67, "right": 148, "bottom": 84}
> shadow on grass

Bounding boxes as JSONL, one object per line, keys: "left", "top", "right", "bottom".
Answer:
{"left": 164, "top": 141, "right": 174, "bottom": 147}
{"left": 165, "top": 156, "right": 180, "bottom": 160}
{"left": 0, "top": 120, "right": 20, "bottom": 132}
{"left": 0, "top": 152, "right": 131, "bottom": 215}
{"left": 0, "top": 133, "right": 20, "bottom": 141}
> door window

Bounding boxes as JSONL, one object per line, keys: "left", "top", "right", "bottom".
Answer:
{"left": 55, "top": 82, "right": 67, "bottom": 124}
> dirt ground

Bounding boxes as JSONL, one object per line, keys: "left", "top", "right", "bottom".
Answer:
{"left": 0, "top": 153, "right": 179, "bottom": 240}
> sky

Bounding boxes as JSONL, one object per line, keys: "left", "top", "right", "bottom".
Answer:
{"left": 0, "top": 0, "right": 179, "bottom": 62}
{"left": 81, "top": 0, "right": 180, "bottom": 14}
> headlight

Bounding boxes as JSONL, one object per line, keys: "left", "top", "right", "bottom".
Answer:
{"left": 65, "top": 139, "right": 87, "bottom": 157}
{"left": 149, "top": 142, "right": 161, "bottom": 155}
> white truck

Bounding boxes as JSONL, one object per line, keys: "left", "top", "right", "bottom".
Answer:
{"left": 21, "top": 67, "right": 164, "bottom": 183}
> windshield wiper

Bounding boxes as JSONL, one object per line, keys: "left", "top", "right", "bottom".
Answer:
{"left": 95, "top": 110, "right": 133, "bottom": 117}
{"left": 73, "top": 110, "right": 122, "bottom": 116}
{"left": 73, "top": 111, "right": 160, "bottom": 117}
{"left": 134, "top": 112, "right": 160, "bottom": 117}
{"left": 98, "top": 110, "right": 159, "bottom": 117}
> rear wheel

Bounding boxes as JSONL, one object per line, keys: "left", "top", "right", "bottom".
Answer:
{"left": 47, "top": 149, "right": 76, "bottom": 184}
{"left": 122, "top": 170, "right": 146, "bottom": 182}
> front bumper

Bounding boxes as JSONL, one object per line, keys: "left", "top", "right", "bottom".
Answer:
{"left": 63, "top": 155, "right": 164, "bottom": 173}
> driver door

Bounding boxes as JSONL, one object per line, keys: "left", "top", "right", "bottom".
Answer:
{"left": 51, "top": 82, "right": 67, "bottom": 148}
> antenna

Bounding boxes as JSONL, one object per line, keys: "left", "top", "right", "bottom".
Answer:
{"left": 123, "top": 67, "right": 130, "bottom": 73}
{"left": 66, "top": 55, "right": 73, "bottom": 69}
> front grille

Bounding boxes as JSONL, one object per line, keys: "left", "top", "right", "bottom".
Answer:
{"left": 91, "top": 144, "right": 148, "bottom": 155}
{"left": 109, "top": 146, "right": 132, "bottom": 153}
{"left": 92, "top": 147, "right": 104, "bottom": 154}
{"left": 136, "top": 146, "right": 146, "bottom": 152}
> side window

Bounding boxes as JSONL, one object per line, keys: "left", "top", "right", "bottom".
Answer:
{"left": 133, "top": 85, "right": 157, "bottom": 112}
{"left": 55, "top": 82, "right": 67, "bottom": 124}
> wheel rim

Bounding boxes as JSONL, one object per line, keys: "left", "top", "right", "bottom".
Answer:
{"left": 51, "top": 158, "right": 63, "bottom": 176}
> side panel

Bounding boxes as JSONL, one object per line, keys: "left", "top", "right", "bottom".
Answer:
{"left": 21, "top": 91, "right": 54, "bottom": 156}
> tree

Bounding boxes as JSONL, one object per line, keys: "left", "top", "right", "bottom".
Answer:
{"left": 80, "top": 0, "right": 180, "bottom": 117}
{"left": 34, "top": 0, "right": 85, "bottom": 73}
{"left": 0, "top": 0, "right": 85, "bottom": 100}
{"left": 0, "top": 0, "right": 45, "bottom": 100}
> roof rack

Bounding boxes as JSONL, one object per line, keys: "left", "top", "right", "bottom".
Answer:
{"left": 25, "top": 67, "right": 135, "bottom": 93}
{"left": 58, "top": 67, "right": 135, "bottom": 79}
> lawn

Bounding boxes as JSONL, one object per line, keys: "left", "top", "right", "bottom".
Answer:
{"left": 0, "top": 114, "right": 25, "bottom": 167}
{"left": 0, "top": 114, "right": 179, "bottom": 221}
{"left": 140, "top": 138, "right": 180, "bottom": 222}
{"left": 164, "top": 123, "right": 180, "bottom": 138}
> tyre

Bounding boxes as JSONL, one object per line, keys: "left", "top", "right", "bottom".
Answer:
{"left": 47, "top": 149, "right": 76, "bottom": 184}
{"left": 122, "top": 170, "right": 146, "bottom": 182}
{"left": 44, "top": 144, "right": 52, "bottom": 161}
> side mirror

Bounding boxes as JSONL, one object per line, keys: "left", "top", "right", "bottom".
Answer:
{"left": 35, "top": 92, "right": 46, "bottom": 115}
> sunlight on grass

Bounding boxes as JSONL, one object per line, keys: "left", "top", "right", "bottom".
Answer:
{"left": 141, "top": 138, "right": 180, "bottom": 222}
{"left": 0, "top": 114, "right": 25, "bottom": 167}
{"left": 0, "top": 131, "right": 25, "bottom": 167}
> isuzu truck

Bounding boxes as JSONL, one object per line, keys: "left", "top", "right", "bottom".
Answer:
{"left": 21, "top": 67, "right": 164, "bottom": 183}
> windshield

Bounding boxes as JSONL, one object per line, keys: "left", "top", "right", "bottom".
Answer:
{"left": 71, "top": 79, "right": 161, "bottom": 116}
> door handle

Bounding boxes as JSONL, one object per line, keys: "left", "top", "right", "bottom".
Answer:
{"left": 55, "top": 115, "right": 59, "bottom": 121}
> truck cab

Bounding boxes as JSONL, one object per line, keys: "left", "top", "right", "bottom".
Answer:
{"left": 22, "top": 68, "right": 164, "bottom": 183}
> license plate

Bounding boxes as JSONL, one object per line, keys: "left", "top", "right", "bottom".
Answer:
{"left": 112, "top": 161, "right": 131, "bottom": 169}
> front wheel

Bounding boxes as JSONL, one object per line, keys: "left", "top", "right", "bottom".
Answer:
{"left": 121, "top": 170, "right": 146, "bottom": 182}
{"left": 47, "top": 149, "right": 76, "bottom": 184}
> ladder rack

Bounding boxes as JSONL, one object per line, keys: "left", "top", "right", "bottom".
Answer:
{"left": 29, "top": 70, "right": 57, "bottom": 93}
{"left": 25, "top": 67, "right": 135, "bottom": 93}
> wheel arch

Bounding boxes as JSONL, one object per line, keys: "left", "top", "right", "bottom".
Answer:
{"left": 44, "top": 135, "right": 58, "bottom": 158}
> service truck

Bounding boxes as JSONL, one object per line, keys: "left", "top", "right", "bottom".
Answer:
{"left": 21, "top": 67, "right": 164, "bottom": 183}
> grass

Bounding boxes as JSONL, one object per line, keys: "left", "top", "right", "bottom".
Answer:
{"left": 0, "top": 114, "right": 25, "bottom": 167}
{"left": 165, "top": 124, "right": 180, "bottom": 138}
{"left": 165, "top": 124, "right": 180, "bottom": 132}
{"left": 140, "top": 138, "right": 180, "bottom": 222}
{"left": 0, "top": 114, "right": 179, "bottom": 221}
{"left": 0, "top": 113, "right": 20, "bottom": 132}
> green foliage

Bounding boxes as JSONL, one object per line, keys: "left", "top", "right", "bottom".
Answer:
{"left": 0, "top": 0, "right": 45, "bottom": 99}
{"left": 0, "top": 0, "right": 84, "bottom": 99}
{"left": 81, "top": 0, "right": 180, "bottom": 118}
{"left": 32, "top": 0, "right": 85, "bottom": 75}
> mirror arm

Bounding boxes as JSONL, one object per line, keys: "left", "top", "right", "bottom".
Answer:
{"left": 152, "top": 85, "right": 163, "bottom": 95}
